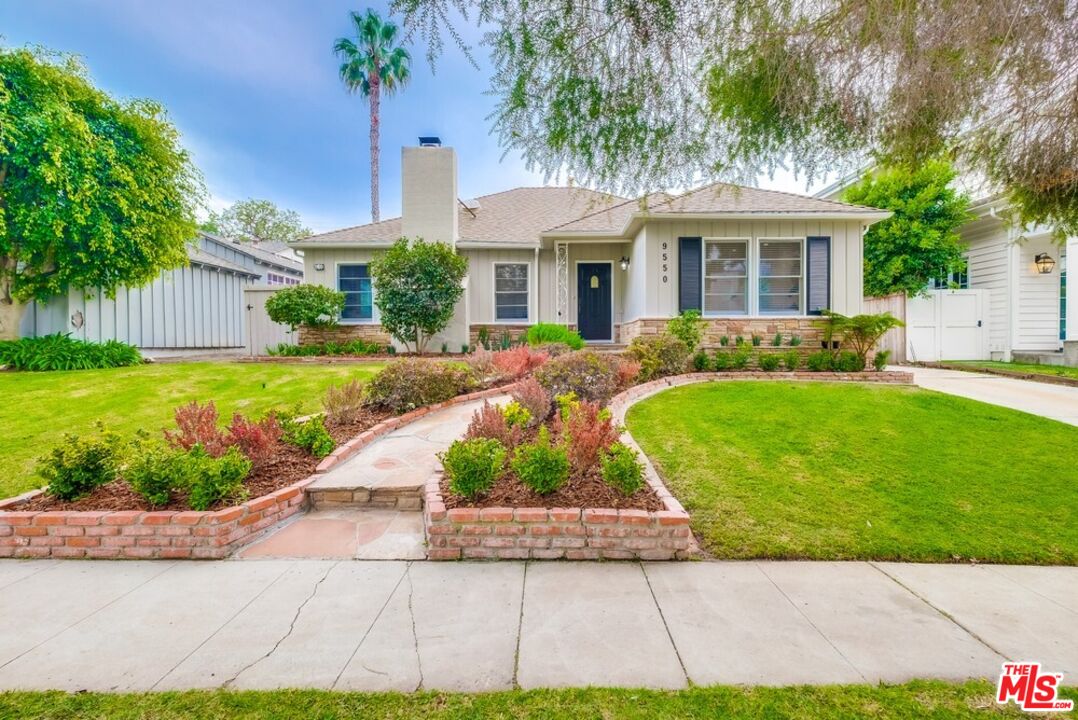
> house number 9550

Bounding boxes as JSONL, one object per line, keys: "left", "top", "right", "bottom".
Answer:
{"left": 661, "top": 242, "right": 668, "bottom": 283}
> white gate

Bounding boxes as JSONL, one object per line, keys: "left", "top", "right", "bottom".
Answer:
{"left": 244, "top": 286, "right": 296, "bottom": 356}
{"left": 906, "top": 289, "right": 990, "bottom": 362}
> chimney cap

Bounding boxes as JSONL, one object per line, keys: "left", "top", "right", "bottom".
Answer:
{"left": 418, "top": 136, "right": 442, "bottom": 147}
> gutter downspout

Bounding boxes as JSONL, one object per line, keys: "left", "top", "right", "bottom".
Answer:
{"left": 534, "top": 246, "right": 540, "bottom": 325}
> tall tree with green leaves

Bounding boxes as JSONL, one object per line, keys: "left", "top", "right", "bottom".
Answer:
{"left": 334, "top": 9, "right": 412, "bottom": 223}
{"left": 0, "top": 47, "right": 202, "bottom": 340}
{"left": 842, "top": 160, "right": 972, "bottom": 298}
{"left": 396, "top": 0, "right": 1078, "bottom": 239}
{"left": 201, "top": 199, "right": 311, "bottom": 244}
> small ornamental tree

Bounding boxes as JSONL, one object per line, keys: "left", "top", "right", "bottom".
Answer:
{"left": 0, "top": 48, "right": 202, "bottom": 340}
{"left": 265, "top": 284, "right": 346, "bottom": 332}
{"left": 369, "top": 237, "right": 467, "bottom": 353}
{"left": 842, "top": 160, "right": 973, "bottom": 298}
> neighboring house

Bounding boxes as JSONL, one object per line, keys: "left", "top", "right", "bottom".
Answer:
{"left": 291, "top": 140, "right": 889, "bottom": 351}
{"left": 815, "top": 177, "right": 1076, "bottom": 365}
{"left": 19, "top": 231, "right": 304, "bottom": 351}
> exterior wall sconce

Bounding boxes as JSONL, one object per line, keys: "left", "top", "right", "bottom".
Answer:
{"left": 313, "top": 263, "right": 326, "bottom": 272}
{"left": 619, "top": 256, "right": 630, "bottom": 271}
{"left": 1035, "top": 253, "right": 1056, "bottom": 274}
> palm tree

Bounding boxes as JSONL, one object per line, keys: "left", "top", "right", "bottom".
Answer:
{"left": 334, "top": 9, "right": 411, "bottom": 223}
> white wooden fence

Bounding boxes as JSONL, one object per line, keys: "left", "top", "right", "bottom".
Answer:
{"left": 244, "top": 286, "right": 296, "bottom": 355}
{"left": 863, "top": 293, "right": 907, "bottom": 363}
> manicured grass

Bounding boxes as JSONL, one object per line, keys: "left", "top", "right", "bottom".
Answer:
{"left": 2, "top": 681, "right": 1070, "bottom": 719}
{"left": 947, "top": 361, "right": 1078, "bottom": 380}
{"left": 627, "top": 381, "right": 1078, "bottom": 564}
{"left": 0, "top": 361, "right": 385, "bottom": 499}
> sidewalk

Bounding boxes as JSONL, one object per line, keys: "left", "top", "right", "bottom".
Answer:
{"left": 1, "top": 559, "right": 1074, "bottom": 692}
{"left": 904, "top": 365, "right": 1078, "bottom": 426}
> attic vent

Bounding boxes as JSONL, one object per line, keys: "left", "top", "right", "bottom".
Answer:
{"left": 461, "top": 198, "right": 481, "bottom": 211}
{"left": 418, "top": 136, "right": 441, "bottom": 147}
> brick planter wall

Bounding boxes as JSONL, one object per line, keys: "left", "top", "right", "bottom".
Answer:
{"left": 469, "top": 324, "right": 531, "bottom": 347}
{"left": 298, "top": 324, "right": 391, "bottom": 347}
{"left": 0, "top": 479, "right": 311, "bottom": 560}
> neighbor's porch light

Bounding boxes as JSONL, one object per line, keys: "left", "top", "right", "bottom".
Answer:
{"left": 1035, "top": 253, "right": 1056, "bottom": 274}
{"left": 619, "top": 256, "right": 630, "bottom": 271}
{"left": 313, "top": 262, "right": 326, "bottom": 272}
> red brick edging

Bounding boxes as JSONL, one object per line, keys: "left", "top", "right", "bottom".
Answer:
{"left": 0, "top": 381, "right": 522, "bottom": 560}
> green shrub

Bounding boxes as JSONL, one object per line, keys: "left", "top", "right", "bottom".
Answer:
{"left": 441, "top": 438, "right": 506, "bottom": 500}
{"left": 834, "top": 350, "right": 866, "bottom": 372}
{"left": 751, "top": 334, "right": 762, "bottom": 347}
{"left": 601, "top": 443, "right": 645, "bottom": 496}
{"left": 806, "top": 350, "right": 833, "bottom": 371}
{"left": 0, "top": 333, "right": 141, "bottom": 371}
{"left": 267, "top": 339, "right": 382, "bottom": 357}
{"left": 771, "top": 333, "right": 783, "bottom": 347}
{"left": 730, "top": 346, "right": 753, "bottom": 370}
{"left": 735, "top": 335, "right": 746, "bottom": 346}
{"left": 526, "top": 322, "right": 585, "bottom": 350}
{"left": 782, "top": 350, "right": 801, "bottom": 371}
{"left": 511, "top": 427, "right": 569, "bottom": 495}
{"left": 37, "top": 424, "right": 125, "bottom": 501}
{"left": 365, "top": 358, "right": 476, "bottom": 413}
{"left": 476, "top": 326, "right": 490, "bottom": 350}
{"left": 873, "top": 349, "right": 892, "bottom": 371}
{"left": 758, "top": 353, "right": 781, "bottom": 372}
{"left": 501, "top": 401, "right": 532, "bottom": 429}
{"left": 186, "top": 446, "right": 251, "bottom": 511}
{"left": 265, "top": 284, "right": 346, "bottom": 331}
{"left": 712, "top": 351, "right": 731, "bottom": 371}
{"left": 125, "top": 437, "right": 187, "bottom": 508}
{"left": 282, "top": 415, "right": 335, "bottom": 457}
{"left": 531, "top": 341, "right": 574, "bottom": 357}
{"left": 719, "top": 335, "right": 730, "bottom": 346}
{"left": 692, "top": 349, "right": 710, "bottom": 371}
{"left": 626, "top": 334, "right": 689, "bottom": 381}
{"left": 534, "top": 350, "right": 620, "bottom": 405}
{"left": 789, "top": 335, "right": 802, "bottom": 347}
{"left": 667, "top": 310, "right": 703, "bottom": 352}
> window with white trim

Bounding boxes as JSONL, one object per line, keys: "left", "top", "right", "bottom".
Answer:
{"left": 758, "top": 239, "right": 802, "bottom": 314}
{"left": 338, "top": 264, "right": 373, "bottom": 321}
{"left": 494, "top": 263, "right": 529, "bottom": 321}
{"left": 703, "top": 239, "right": 748, "bottom": 315}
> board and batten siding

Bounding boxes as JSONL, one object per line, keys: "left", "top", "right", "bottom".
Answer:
{"left": 620, "top": 218, "right": 865, "bottom": 321}
{"left": 963, "top": 222, "right": 1011, "bottom": 355}
{"left": 1017, "top": 235, "right": 1062, "bottom": 350}
{"left": 20, "top": 263, "right": 253, "bottom": 349}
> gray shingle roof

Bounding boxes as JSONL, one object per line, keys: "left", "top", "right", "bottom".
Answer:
{"left": 186, "top": 246, "right": 260, "bottom": 277}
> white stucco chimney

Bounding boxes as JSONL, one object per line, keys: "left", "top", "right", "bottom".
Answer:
{"left": 401, "top": 144, "right": 459, "bottom": 246}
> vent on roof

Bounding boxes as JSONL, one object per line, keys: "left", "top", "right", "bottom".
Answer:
{"left": 461, "top": 198, "right": 481, "bottom": 211}
{"left": 418, "top": 136, "right": 441, "bottom": 147}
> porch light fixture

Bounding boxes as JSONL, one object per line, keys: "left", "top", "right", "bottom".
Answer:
{"left": 313, "top": 263, "right": 326, "bottom": 272}
{"left": 1035, "top": 253, "right": 1056, "bottom": 274}
{"left": 619, "top": 256, "right": 630, "bottom": 271}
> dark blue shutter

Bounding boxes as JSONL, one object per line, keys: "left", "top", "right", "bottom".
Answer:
{"left": 806, "top": 236, "right": 830, "bottom": 315}
{"left": 679, "top": 237, "right": 702, "bottom": 313}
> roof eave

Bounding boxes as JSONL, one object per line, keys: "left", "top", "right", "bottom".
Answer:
{"left": 290, "top": 241, "right": 396, "bottom": 250}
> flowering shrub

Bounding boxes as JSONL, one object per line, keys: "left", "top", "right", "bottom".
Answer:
{"left": 365, "top": 359, "right": 476, "bottom": 413}
{"left": 553, "top": 397, "right": 621, "bottom": 476}
{"left": 491, "top": 346, "right": 548, "bottom": 379}
{"left": 463, "top": 401, "right": 524, "bottom": 449}
{"left": 509, "top": 378, "right": 552, "bottom": 426}
{"left": 164, "top": 401, "right": 230, "bottom": 456}
{"left": 226, "top": 413, "right": 281, "bottom": 469}
{"left": 323, "top": 379, "right": 367, "bottom": 424}
{"left": 534, "top": 350, "right": 619, "bottom": 405}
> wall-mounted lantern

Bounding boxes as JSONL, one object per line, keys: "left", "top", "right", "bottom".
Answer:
{"left": 1035, "top": 253, "right": 1056, "bottom": 274}
{"left": 619, "top": 256, "right": 630, "bottom": 271}
{"left": 313, "top": 263, "right": 326, "bottom": 272}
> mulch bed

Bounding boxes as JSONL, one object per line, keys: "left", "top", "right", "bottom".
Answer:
{"left": 16, "top": 407, "right": 394, "bottom": 513}
{"left": 439, "top": 472, "right": 664, "bottom": 511}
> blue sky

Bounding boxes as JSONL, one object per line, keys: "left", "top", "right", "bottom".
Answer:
{"left": 1, "top": 0, "right": 823, "bottom": 233}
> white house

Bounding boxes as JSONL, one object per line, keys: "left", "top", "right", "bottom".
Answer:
{"left": 291, "top": 140, "right": 890, "bottom": 351}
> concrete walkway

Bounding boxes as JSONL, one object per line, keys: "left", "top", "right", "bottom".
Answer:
{"left": 0, "top": 559, "right": 1074, "bottom": 692}
{"left": 904, "top": 366, "right": 1078, "bottom": 426}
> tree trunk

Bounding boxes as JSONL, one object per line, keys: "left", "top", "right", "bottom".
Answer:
{"left": 369, "top": 78, "right": 381, "bottom": 223}
{"left": 0, "top": 297, "right": 25, "bottom": 342}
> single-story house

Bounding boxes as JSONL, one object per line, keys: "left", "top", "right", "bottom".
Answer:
{"left": 816, "top": 176, "right": 1076, "bottom": 365}
{"left": 20, "top": 232, "right": 304, "bottom": 351}
{"left": 291, "top": 141, "right": 890, "bottom": 350}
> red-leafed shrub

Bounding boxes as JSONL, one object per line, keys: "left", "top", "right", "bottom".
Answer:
{"left": 464, "top": 347, "right": 499, "bottom": 379}
{"left": 613, "top": 357, "right": 642, "bottom": 387}
{"left": 226, "top": 413, "right": 282, "bottom": 469}
{"left": 491, "top": 346, "right": 548, "bottom": 379}
{"left": 553, "top": 399, "right": 621, "bottom": 476}
{"left": 164, "top": 401, "right": 230, "bottom": 456}
{"left": 463, "top": 401, "right": 524, "bottom": 449}
{"left": 509, "top": 378, "right": 551, "bottom": 426}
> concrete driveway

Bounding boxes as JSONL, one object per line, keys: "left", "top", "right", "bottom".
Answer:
{"left": 904, "top": 366, "right": 1078, "bottom": 426}
{"left": 0, "top": 559, "right": 1075, "bottom": 692}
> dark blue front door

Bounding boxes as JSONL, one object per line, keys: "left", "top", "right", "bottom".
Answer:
{"left": 577, "top": 263, "right": 612, "bottom": 341}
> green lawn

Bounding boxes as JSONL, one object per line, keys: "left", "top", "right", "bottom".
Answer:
{"left": 0, "top": 361, "right": 385, "bottom": 499}
{"left": 946, "top": 361, "right": 1078, "bottom": 380}
{"left": 2, "top": 681, "right": 1070, "bottom": 719}
{"left": 627, "top": 381, "right": 1078, "bottom": 564}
